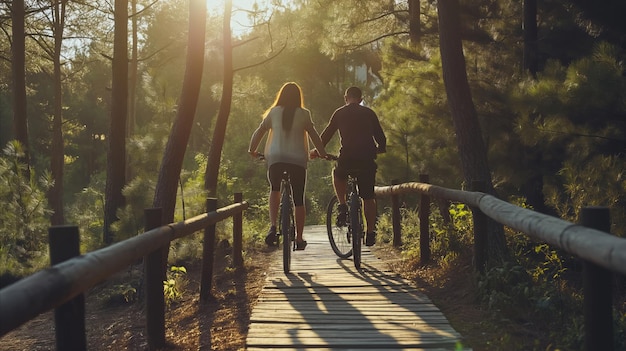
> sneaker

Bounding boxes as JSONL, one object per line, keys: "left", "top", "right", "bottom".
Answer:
{"left": 366, "top": 231, "right": 376, "bottom": 246}
{"left": 295, "top": 240, "right": 308, "bottom": 251}
{"left": 265, "top": 226, "right": 277, "bottom": 246}
{"left": 336, "top": 204, "right": 348, "bottom": 227}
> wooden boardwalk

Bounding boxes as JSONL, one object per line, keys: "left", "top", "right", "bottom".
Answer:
{"left": 246, "top": 225, "right": 469, "bottom": 350}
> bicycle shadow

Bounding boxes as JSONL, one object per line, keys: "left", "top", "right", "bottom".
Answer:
{"left": 250, "top": 225, "right": 466, "bottom": 349}
{"left": 270, "top": 271, "right": 398, "bottom": 349}
{"left": 334, "top": 252, "right": 466, "bottom": 347}
{"left": 262, "top": 256, "right": 464, "bottom": 348}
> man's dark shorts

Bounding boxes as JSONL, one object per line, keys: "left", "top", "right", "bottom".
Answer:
{"left": 268, "top": 163, "right": 306, "bottom": 206}
{"left": 333, "top": 158, "right": 377, "bottom": 199}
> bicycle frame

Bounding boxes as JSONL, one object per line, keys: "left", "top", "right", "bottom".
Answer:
{"left": 324, "top": 153, "right": 364, "bottom": 270}
{"left": 253, "top": 153, "right": 296, "bottom": 274}
{"left": 346, "top": 174, "right": 363, "bottom": 270}
{"left": 279, "top": 172, "right": 295, "bottom": 274}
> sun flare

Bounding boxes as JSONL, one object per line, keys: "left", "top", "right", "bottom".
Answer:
{"left": 209, "top": 0, "right": 273, "bottom": 35}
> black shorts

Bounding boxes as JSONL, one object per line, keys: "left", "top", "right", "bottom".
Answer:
{"left": 333, "top": 159, "right": 377, "bottom": 200}
{"left": 268, "top": 163, "right": 306, "bottom": 206}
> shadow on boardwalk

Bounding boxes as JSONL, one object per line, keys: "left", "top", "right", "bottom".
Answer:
{"left": 246, "top": 225, "right": 469, "bottom": 350}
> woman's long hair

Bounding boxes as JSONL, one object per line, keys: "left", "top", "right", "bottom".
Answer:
{"left": 267, "top": 82, "right": 304, "bottom": 131}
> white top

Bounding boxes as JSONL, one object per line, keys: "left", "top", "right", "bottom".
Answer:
{"left": 251, "top": 106, "right": 320, "bottom": 168}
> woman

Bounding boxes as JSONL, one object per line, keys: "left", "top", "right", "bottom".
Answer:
{"left": 248, "top": 82, "right": 327, "bottom": 250}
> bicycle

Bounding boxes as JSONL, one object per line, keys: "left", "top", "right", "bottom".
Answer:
{"left": 278, "top": 170, "right": 296, "bottom": 274}
{"left": 324, "top": 154, "right": 364, "bottom": 270}
{"left": 254, "top": 153, "right": 296, "bottom": 274}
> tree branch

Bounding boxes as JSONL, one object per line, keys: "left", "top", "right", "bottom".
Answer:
{"left": 339, "top": 31, "right": 409, "bottom": 51}
{"left": 233, "top": 40, "right": 288, "bottom": 73}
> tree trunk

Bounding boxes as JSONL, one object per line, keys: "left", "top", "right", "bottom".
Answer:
{"left": 104, "top": 0, "right": 129, "bottom": 244}
{"left": 153, "top": 0, "right": 207, "bottom": 224}
{"left": 11, "top": 0, "right": 30, "bottom": 170}
{"left": 523, "top": 0, "right": 538, "bottom": 76}
{"left": 408, "top": 0, "right": 420, "bottom": 44}
{"left": 127, "top": 0, "right": 138, "bottom": 181}
{"left": 49, "top": 0, "right": 68, "bottom": 226}
{"left": 436, "top": 0, "right": 508, "bottom": 262}
{"left": 204, "top": 0, "right": 233, "bottom": 197}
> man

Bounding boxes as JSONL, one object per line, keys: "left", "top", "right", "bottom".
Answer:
{"left": 318, "top": 86, "right": 386, "bottom": 246}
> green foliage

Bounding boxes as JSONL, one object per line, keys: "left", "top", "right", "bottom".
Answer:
{"left": 112, "top": 175, "right": 156, "bottom": 241}
{"left": 66, "top": 174, "right": 105, "bottom": 253}
{"left": 377, "top": 202, "right": 474, "bottom": 267}
{"left": 102, "top": 283, "right": 138, "bottom": 305}
{"left": 109, "top": 128, "right": 168, "bottom": 242}
{"left": 477, "top": 262, "right": 533, "bottom": 314}
{"left": 511, "top": 43, "right": 626, "bottom": 236}
{"left": 548, "top": 155, "right": 625, "bottom": 236}
{"left": 375, "top": 45, "right": 463, "bottom": 188}
{"left": 379, "top": 197, "right": 624, "bottom": 349}
{"left": 0, "top": 141, "right": 52, "bottom": 276}
{"left": 163, "top": 265, "right": 188, "bottom": 306}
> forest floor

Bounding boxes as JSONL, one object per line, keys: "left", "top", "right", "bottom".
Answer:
{"left": 1, "top": 240, "right": 554, "bottom": 351}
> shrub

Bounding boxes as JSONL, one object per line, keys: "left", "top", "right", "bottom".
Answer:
{"left": 0, "top": 141, "right": 52, "bottom": 276}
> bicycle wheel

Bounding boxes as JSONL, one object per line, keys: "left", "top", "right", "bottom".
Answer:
{"left": 350, "top": 191, "right": 362, "bottom": 270}
{"left": 280, "top": 184, "right": 292, "bottom": 274}
{"left": 326, "top": 195, "right": 352, "bottom": 259}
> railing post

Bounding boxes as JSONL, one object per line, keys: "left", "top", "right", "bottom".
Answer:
{"left": 49, "top": 225, "right": 86, "bottom": 351}
{"left": 581, "top": 207, "right": 613, "bottom": 351}
{"left": 144, "top": 208, "right": 166, "bottom": 350}
{"left": 201, "top": 198, "right": 218, "bottom": 301}
{"left": 233, "top": 193, "right": 244, "bottom": 267}
{"left": 391, "top": 179, "right": 402, "bottom": 248}
{"left": 419, "top": 174, "right": 430, "bottom": 265}
{"left": 471, "top": 180, "right": 488, "bottom": 273}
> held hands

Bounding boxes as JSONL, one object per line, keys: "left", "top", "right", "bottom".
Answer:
{"left": 309, "top": 148, "right": 328, "bottom": 159}
{"left": 309, "top": 149, "right": 319, "bottom": 159}
{"left": 310, "top": 149, "right": 336, "bottom": 160}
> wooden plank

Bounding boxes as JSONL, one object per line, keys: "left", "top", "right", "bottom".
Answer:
{"left": 247, "top": 322, "right": 461, "bottom": 332}
{"left": 246, "top": 346, "right": 471, "bottom": 351}
{"left": 246, "top": 225, "right": 469, "bottom": 350}
{"left": 247, "top": 327, "right": 461, "bottom": 338}
{"left": 246, "top": 345, "right": 471, "bottom": 351}
{"left": 249, "top": 315, "right": 453, "bottom": 324}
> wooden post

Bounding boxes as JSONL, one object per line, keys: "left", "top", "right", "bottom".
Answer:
{"left": 419, "top": 174, "right": 430, "bottom": 265}
{"left": 201, "top": 198, "right": 218, "bottom": 301}
{"left": 233, "top": 193, "right": 244, "bottom": 267}
{"left": 391, "top": 179, "right": 402, "bottom": 248}
{"left": 471, "top": 180, "right": 487, "bottom": 273}
{"left": 49, "top": 225, "right": 86, "bottom": 351}
{"left": 144, "top": 208, "right": 166, "bottom": 350}
{"left": 581, "top": 207, "right": 613, "bottom": 351}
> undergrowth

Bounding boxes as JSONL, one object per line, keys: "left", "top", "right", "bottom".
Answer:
{"left": 376, "top": 201, "right": 626, "bottom": 350}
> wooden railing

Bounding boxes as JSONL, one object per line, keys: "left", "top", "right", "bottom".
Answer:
{"left": 375, "top": 177, "right": 625, "bottom": 351}
{"left": 0, "top": 195, "right": 248, "bottom": 350}
{"left": 2, "top": 179, "right": 624, "bottom": 350}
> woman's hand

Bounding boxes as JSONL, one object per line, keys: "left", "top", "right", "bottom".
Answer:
{"left": 310, "top": 148, "right": 326, "bottom": 159}
{"left": 310, "top": 149, "right": 332, "bottom": 160}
